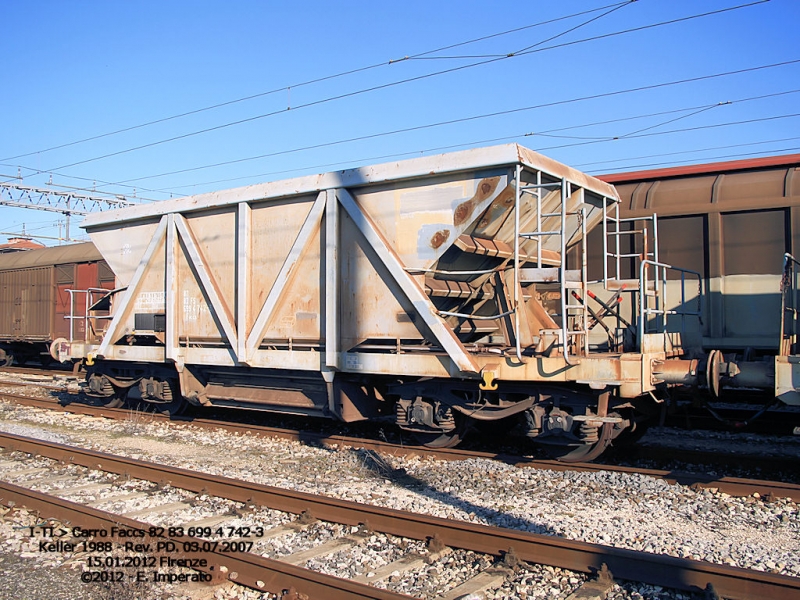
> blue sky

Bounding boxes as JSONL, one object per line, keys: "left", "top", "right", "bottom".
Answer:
{"left": 1, "top": 0, "right": 798, "bottom": 244}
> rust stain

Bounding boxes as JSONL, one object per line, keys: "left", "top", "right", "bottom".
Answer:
{"left": 429, "top": 229, "right": 450, "bottom": 249}
{"left": 497, "top": 185, "right": 515, "bottom": 205}
{"left": 473, "top": 183, "right": 516, "bottom": 233}
{"left": 453, "top": 176, "right": 501, "bottom": 226}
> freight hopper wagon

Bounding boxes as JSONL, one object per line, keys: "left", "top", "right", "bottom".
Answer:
{"left": 59, "top": 145, "right": 708, "bottom": 461}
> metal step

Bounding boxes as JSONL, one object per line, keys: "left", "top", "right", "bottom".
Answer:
{"left": 455, "top": 234, "right": 562, "bottom": 265}
{"left": 424, "top": 277, "right": 494, "bottom": 299}
{"left": 519, "top": 268, "right": 581, "bottom": 284}
{"left": 606, "top": 278, "right": 639, "bottom": 291}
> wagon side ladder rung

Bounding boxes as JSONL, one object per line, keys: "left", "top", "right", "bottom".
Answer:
{"left": 516, "top": 171, "right": 589, "bottom": 361}
{"left": 602, "top": 201, "right": 666, "bottom": 343}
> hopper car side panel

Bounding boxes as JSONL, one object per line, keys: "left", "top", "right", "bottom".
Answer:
{"left": 69, "top": 145, "right": 664, "bottom": 460}
{"left": 76, "top": 146, "right": 627, "bottom": 384}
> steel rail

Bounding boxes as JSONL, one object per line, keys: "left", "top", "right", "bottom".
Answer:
{"left": 1, "top": 391, "right": 799, "bottom": 501}
{"left": 1, "top": 432, "right": 798, "bottom": 599}
{"left": 0, "top": 366, "right": 74, "bottom": 376}
{"left": 0, "top": 481, "right": 413, "bottom": 600}
{"left": 0, "top": 379, "right": 75, "bottom": 392}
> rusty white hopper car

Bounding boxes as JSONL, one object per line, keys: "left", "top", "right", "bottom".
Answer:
{"left": 57, "top": 144, "right": 786, "bottom": 461}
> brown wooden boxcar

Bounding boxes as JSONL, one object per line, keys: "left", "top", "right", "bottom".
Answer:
{"left": 0, "top": 242, "right": 114, "bottom": 364}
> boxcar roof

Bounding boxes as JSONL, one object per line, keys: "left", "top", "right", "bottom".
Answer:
{"left": 0, "top": 242, "right": 102, "bottom": 270}
{"left": 598, "top": 153, "right": 800, "bottom": 184}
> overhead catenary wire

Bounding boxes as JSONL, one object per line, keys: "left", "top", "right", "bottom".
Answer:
{"left": 7, "top": 62, "right": 797, "bottom": 200}
{"left": 151, "top": 111, "right": 800, "bottom": 194}
{"left": 411, "top": 0, "right": 770, "bottom": 60}
{"left": 524, "top": 104, "right": 732, "bottom": 142}
{"left": 424, "top": 118, "right": 800, "bottom": 161}
{"left": 616, "top": 104, "right": 726, "bottom": 138}
{"left": 0, "top": 1, "right": 632, "bottom": 163}
{"left": 533, "top": 112, "right": 800, "bottom": 151}
{"left": 40, "top": 1, "right": 764, "bottom": 174}
{"left": 575, "top": 136, "right": 800, "bottom": 169}
{"left": 99, "top": 69, "right": 800, "bottom": 188}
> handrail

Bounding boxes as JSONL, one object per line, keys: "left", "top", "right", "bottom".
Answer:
{"left": 637, "top": 259, "right": 702, "bottom": 351}
{"left": 64, "top": 287, "right": 111, "bottom": 343}
{"left": 604, "top": 211, "right": 659, "bottom": 289}
{"left": 779, "top": 252, "right": 800, "bottom": 356}
{"left": 513, "top": 164, "right": 522, "bottom": 361}
{"left": 560, "top": 178, "right": 580, "bottom": 366}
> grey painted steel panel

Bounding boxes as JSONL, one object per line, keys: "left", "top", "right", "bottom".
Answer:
{"left": 77, "top": 144, "right": 645, "bottom": 389}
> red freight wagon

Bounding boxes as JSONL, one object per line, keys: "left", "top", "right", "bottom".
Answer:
{"left": 0, "top": 242, "right": 114, "bottom": 365}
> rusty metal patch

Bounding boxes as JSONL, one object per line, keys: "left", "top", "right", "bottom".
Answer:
{"left": 474, "top": 183, "right": 515, "bottom": 231}
{"left": 429, "top": 229, "right": 451, "bottom": 249}
{"left": 454, "top": 177, "right": 501, "bottom": 226}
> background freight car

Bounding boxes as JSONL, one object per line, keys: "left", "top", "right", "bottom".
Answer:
{"left": 0, "top": 242, "right": 114, "bottom": 365}
{"left": 578, "top": 153, "right": 800, "bottom": 354}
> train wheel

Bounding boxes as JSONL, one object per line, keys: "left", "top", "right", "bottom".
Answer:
{"left": 129, "top": 397, "right": 187, "bottom": 417}
{"left": 1, "top": 352, "right": 14, "bottom": 367}
{"left": 411, "top": 415, "right": 469, "bottom": 449}
{"left": 100, "top": 389, "right": 127, "bottom": 408}
{"left": 611, "top": 420, "right": 649, "bottom": 447}
{"left": 539, "top": 422, "right": 614, "bottom": 463}
{"left": 413, "top": 429, "right": 463, "bottom": 449}
{"left": 127, "top": 378, "right": 186, "bottom": 417}
{"left": 85, "top": 374, "right": 126, "bottom": 408}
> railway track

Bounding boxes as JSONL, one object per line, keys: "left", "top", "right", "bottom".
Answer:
{"left": 2, "top": 364, "right": 799, "bottom": 456}
{"left": 0, "top": 366, "right": 74, "bottom": 377}
{"left": 1, "top": 389, "right": 798, "bottom": 504}
{"left": 0, "top": 367, "right": 81, "bottom": 395}
{"left": 1, "top": 431, "right": 798, "bottom": 599}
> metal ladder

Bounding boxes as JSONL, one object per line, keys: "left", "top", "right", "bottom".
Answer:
{"left": 65, "top": 287, "right": 113, "bottom": 343}
{"left": 602, "top": 200, "right": 658, "bottom": 336}
{"left": 603, "top": 201, "right": 704, "bottom": 352}
{"left": 602, "top": 199, "right": 659, "bottom": 290}
{"left": 514, "top": 166, "right": 589, "bottom": 364}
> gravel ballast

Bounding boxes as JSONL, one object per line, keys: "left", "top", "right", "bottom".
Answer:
{"left": 0, "top": 390, "right": 798, "bottom": 599}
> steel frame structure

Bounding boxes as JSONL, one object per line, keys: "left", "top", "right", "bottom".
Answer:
{"left": 0, "top": 182, "right": 133, "bottom": 241}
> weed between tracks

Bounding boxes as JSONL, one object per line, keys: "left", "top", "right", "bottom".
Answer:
{"left": 107, "top": 411, "right": 183, "bottom": 446}
{"left": 112, "top": 410, "right": 158, "bottom": 436}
